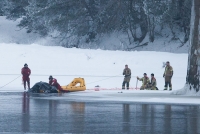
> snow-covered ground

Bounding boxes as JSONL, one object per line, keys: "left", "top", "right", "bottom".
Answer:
{"left": 0, "top": 43, "right": 195, "bottom": 105}
{"left": 0, "top": 43, "right": 187, "bottom": 90}
{"left": 0, "top": 16, "right": 199, "bottom": 105}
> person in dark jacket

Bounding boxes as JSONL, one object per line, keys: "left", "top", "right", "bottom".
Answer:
{"left": 21, "top": 63, "right": 31, "bottom": 90}
{"left": 122, "top": 64, "right": 131, "bottom": 90}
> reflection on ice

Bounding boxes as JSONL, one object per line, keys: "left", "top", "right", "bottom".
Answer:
{"left": 0, "top": 92, "right": 199, "bottom": 133}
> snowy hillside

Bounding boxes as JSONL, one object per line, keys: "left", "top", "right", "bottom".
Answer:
{"left": 0, "top": 16, "right": 37, "bottom": 44}
{"left": 0, "top": 16, "right": 54, "bottom": 45}
{"left": 0, "top": 16, "right": 189, "bottom": 53}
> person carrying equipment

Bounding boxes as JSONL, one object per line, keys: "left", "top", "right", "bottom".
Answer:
{"left": 21, "top": 63, "right": 31, "bottom": 90}
{"left": 122, "top": 64, "right": 131, "bottom": 90}
{"left": 163, "top": 61, "right": 173, "bottom": 91}
{"left": 137, "top": 73, "right": 150, "bottom": 90}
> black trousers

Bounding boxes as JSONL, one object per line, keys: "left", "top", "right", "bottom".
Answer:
{"left": 164, "top": 82, "right": 172, "bottom": 90}
{"left": 23, "top": 80, "right": 30, "bottom": 90}
{"left": 122, "top": 81, "right": 129, "bottom": 89}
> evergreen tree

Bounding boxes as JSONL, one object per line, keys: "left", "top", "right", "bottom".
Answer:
{"left": 1, "top": 0, "right": 192, "bottom": 48}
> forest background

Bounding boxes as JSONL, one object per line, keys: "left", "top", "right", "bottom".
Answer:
{"left": 0, "top": 0, "right": 191, "bottom": 52}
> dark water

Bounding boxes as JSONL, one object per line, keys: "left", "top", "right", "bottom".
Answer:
{"left": 0, "top": 92, "right": 199, "bottom": 134}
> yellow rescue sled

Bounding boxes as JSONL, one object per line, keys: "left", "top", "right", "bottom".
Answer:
{"left": 61, "top": 78, "right": 86, "bottom": 92}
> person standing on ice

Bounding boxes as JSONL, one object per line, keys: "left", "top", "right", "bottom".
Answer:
{"left": 122, "top": 64, "right": 131, "bottom": 90}
{"left": 163, "top": 61, "right": 173, "bottom": 90}
{"left": 49, "top": 75, "right": 63, "bottom": 92}
{"left": 137, "top": 73, "right": 150, "bottom": 90}
{"left": 21, "top": 63, "right": 31, "bottom": 90}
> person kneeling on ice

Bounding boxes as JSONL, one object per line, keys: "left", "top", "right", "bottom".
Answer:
{"left": 137, "top": 73, "right": 150, "bottom": 90}
{"left": 148, "top": 73, "right": 158, "bottom": 90}
{"left": 49, "top": 75, "right": 64, "bottom": 92}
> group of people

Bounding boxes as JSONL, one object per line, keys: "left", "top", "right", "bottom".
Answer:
{"left": 21, "top": 63, "right": 63, "bottom": 91}
{"left": 21, "top": 61, "right": 173, "bottom": 91}
{"left": 122, "top": 61, "right": 173, "bottom": 90}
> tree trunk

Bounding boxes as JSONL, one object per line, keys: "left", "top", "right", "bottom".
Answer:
{"left": 186, "top": 0, "right": 200, "bottom": 92}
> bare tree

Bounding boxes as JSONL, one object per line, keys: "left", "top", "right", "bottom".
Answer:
{"left": 186, "top": 0, "right": 200, "bottom": 92}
